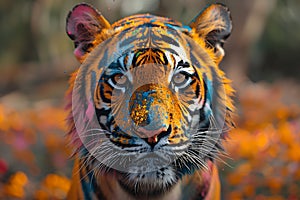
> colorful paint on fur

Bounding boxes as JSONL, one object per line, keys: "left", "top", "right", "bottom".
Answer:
{"left": 65, "top": 3, "right": 234, "bottom": 200}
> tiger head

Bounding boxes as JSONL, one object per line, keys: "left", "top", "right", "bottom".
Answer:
{"left": 66, "top": 3, "right": 234, "bottom": 198}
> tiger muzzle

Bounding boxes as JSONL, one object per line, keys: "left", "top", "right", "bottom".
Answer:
{"left": 129, "top": 84, "right": 173, "bottom": 145}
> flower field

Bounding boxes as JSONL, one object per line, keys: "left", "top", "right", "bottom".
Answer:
{"left": 222, "top": 82, "right": 300, "bottom": 199}
{"left": 0, "top": 97, "right": 72, "bottom": 199}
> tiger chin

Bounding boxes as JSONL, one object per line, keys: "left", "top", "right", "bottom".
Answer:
{"left": 65, "top": 3, "right": 235, "bottom": 200}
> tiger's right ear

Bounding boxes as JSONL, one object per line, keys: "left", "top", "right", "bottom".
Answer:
{"left": 189, "top": 4, "right": 232, "bottom": 64}
{"left": 66, "top": 3, "right": 111, "bottom": 63}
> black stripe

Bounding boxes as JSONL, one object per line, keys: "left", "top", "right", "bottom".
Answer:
{"left": 99, "top": 83, "right": 112, "bottom": 103}
{"left": 160, "top": 34, "right": 180, "bottom": 47}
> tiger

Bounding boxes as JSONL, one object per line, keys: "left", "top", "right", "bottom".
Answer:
{"left": 65, "top": 3, "right": 234, "bottom": 200}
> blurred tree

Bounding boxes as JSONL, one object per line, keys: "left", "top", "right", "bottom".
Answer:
{"left": 249, "top": 0, "right": 300, "bottom": 82}
{"left": 0, "top": 0, "right": 38, "bottom": 64}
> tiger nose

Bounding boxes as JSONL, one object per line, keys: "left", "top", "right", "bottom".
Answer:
{"left": 137, "top": 126, "right": 168, "bottom": 144}
{"left": 133, "top": 104, "right": 170, "bottom": 145}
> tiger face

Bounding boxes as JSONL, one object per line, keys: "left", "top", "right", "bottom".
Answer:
{"left": 66, "top": 3, "right": 234, "bottom": 199}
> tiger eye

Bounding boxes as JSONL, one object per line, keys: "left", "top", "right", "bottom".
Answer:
{"left": 114, "top": 74, "right": 127, "bottom": 85}
{"left": 173, "top": 73, "right": 186, "bottom": 85}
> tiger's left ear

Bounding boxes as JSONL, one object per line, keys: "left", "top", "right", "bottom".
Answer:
{"left": 189, "top": 4, "right": 232, "bottom": 64}
{"left": 66, "top": 3, "right": 111, "bottom": 63}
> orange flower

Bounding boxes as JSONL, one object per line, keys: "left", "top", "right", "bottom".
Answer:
{"left": 34, "top": 174, "right": 71, "bottom": 199}
{"left": 266, "top": 177, "right": 282, "bottom": 193}
{"left": 278, "top": 122, "right": 294, "bottom": 145}
{"left": 287, "top": 143, "right": 300, "bottom": 162}
{"left": 3, "top": 171, "right": 28, "bottom": 198}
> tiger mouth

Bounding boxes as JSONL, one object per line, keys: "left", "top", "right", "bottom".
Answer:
{"left": 133, "top": 151, "right": 172, "bottom": 168}
{"left": 139, "top": 125, "right": 172, "bottom": 148}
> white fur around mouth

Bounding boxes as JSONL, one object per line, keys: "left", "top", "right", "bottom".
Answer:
{"left": 128, "top": 153, "right": 172, "bottom": 173}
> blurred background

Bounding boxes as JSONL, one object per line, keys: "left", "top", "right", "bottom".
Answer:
{"left": 0, "top": 0, "right": 299, "bottom": 199}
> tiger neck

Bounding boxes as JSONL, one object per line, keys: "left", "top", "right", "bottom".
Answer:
{"left": 68, "top": 156, "right": 219, "bottom": 200}
{"left": 68, "top": 156, "right": 183, "bottom": 200}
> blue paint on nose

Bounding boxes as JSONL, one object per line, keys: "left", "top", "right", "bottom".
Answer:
{"left": 144, "top": 105, "right": 166, "bottom": 131}
{"left": 141, "top": 90, "right": 156, "bottom": 100}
